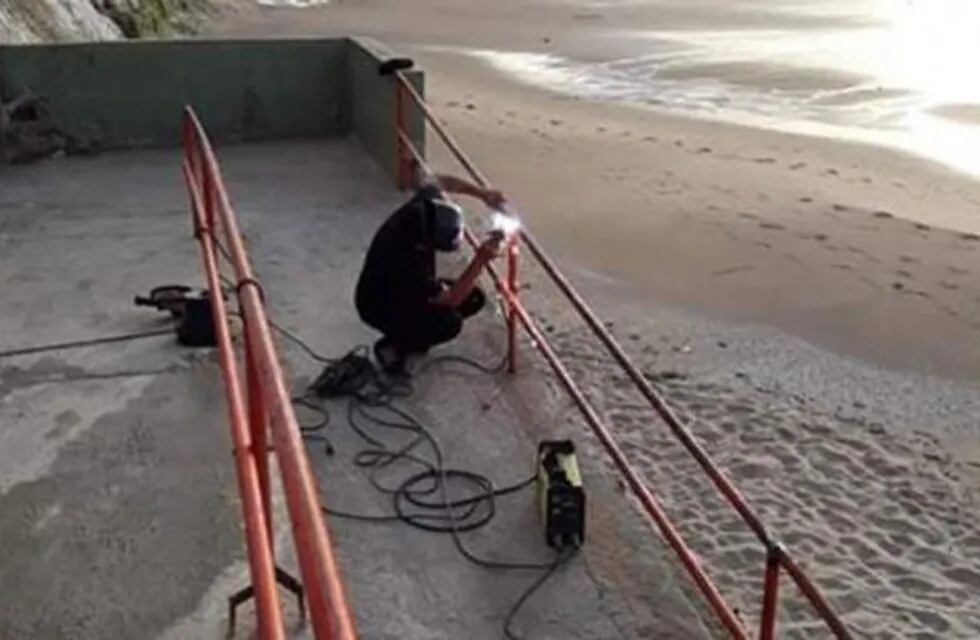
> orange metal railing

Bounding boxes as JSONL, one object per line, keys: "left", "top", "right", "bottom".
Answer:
{"left": 182, "top": 107, "right": 358, "bottom": 640}
{"left": 390, "top": 69, "right": 854, "bottom": 640}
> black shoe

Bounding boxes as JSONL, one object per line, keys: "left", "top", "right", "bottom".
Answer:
{"left": 374, "top": 338, "right": 408, "bottom": 376}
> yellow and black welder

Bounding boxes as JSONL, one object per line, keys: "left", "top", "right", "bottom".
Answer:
{"left": 537, "top": 440, "right": 586, "bottom": 550}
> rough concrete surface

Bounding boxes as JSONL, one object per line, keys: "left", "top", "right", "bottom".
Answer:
{"left": 0, "top": 148, "right": 239, "bottom": 638}
{"left": 1, "top": 141, "right": 716, "bottom": 638}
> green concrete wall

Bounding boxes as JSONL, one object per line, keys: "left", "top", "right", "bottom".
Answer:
{"left": 346, "top": 37, "right": 425, "bottom": 183}
{"left": 0, "top": 39, "right": 346, "bottom": 148}
{"left": 0, "top": 37, "right": 423, "bottom": 183}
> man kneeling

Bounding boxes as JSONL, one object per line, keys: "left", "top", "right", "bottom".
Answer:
{"left": 355, "top": 174, "right": 507, "bottom": 374}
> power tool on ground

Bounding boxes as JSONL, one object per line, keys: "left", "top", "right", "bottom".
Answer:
{"left": 134, "top": 284, "right": 219, "bottom": 347}
{"left": 537, "top": 440, "right": 586, "bottom": 550}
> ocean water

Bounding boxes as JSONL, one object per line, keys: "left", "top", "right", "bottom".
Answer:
{"left": 477, "top": 0, "right": 980, "bottom": 176}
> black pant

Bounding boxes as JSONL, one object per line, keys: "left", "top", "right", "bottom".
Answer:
{"left": 358, "top": 285, "right": 486, "bottom": 354}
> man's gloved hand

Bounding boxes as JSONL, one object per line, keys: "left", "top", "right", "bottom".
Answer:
{"left": 477, "top": 232, "right": 505, "bottom": 262}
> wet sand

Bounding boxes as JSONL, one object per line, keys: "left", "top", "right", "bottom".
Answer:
{"left": 415, "top": 54, "right": 980, "bottom": 382}
{"left": 207, "top": 1, "right": 980, "bottom": 636}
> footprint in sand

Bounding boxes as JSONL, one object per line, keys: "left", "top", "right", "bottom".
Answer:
{"left": 899, "top": 255, "right": 917, "bottom": 264}
{"left": 959, "top": 232, "right": 980, "bottom": 242}
{"left": 644, "top": 136, "right": 658, "bottom": 143}
{"left": 898, "top": 286, "right": 930, "bottom": 298}
{"left": 940, "top": 281, "right": 960, "bottom": 291}
{"left": 789, "top": 162, "right": 807, "bottom": 170}
{"left": 737, "top": 211, "right": 759, "bottom": 220}
{"left": 674, "top": 140, "right": 684, "bottom": 148}
{"left": 832, "top": 263, "right": 854, "bottom": 271}
{"left": 824, "top": 168, "right": 840, "bottom": 176}
{"left": 942, "top": 305, "right": 960, "bottom": 318}
{"left": 896, "top": 269, "right": 913, "bottom": 279}
{"left": 874, "top": 210, "right": 895, "bottom": 219}
{"left": 799, "top": 196, "right": 814, "bottom": 203}
{"left": 862, "top": 177, "right": 873, "bottom": 184}
{"left": 914, "top": 222, "right": 932, "bottom": 231}
{"left": 947, "top": 265, "right": 969, "bottom": 276}
{"left": 596, "top": 126, "right": 606, "bottom": 133}
{"left": 696, "top": 147, "right": 713, "bottom": 154}
{"left": 445, "top": 100, "right": 460, "bottom": 108}
{"left": 759, "top": 221, "right": 785, "bottom": 231}
{"left": 753, "top": 157, "right": 776, "bottom": 164}
{"left": 812, "top": 233, "right": 829, "bottom": 242}
{"left": 549, "top": 119, "right": 563, "bottom": 126}
{"left": 833, "top": 204, "right": 850, "bottom": 212}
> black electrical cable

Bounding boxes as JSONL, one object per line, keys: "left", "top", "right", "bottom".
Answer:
{"left": 210, "top": 233, "right": 579, "bottom": 635}
{"left": 504, "top": 548, "right": 577, "bottom": 640}
{"left": 268, "top": 317, "right": 338, "bottom": 365}
{"left": 0, "top": 327, "right": 173, "bottom": 360}
{"left": 265, "top": 322, "right": 578, "bottom": 637}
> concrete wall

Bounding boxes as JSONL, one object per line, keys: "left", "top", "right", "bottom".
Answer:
{"left": 345, "top": 37, "right": 425, "bottom": 182}
{"left": 0, "top": 37, "right": 424, "bottom": 180}
{"left": 0, "top": 39, "right": 347, "bottom": 148}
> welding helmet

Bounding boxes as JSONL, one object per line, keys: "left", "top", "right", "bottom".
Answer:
{"left": 425, "top": 198, "right": 464, "bottom": 252}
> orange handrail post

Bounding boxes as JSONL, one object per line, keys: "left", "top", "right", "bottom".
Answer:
{"left": 759, "top": 546, "right": 781, "bottom": 640}
{"left": 506, "top": 240, "right": 519, "bottom": 373}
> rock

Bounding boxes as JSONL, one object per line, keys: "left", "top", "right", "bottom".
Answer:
{"left": 0, "top": 0, "right": 121, "bottom": 43}
{"left": 1, "top": 93, "right": 73, "bottom": 164}
{"left": 95, "top": 0, "right": 206, "bottom": 38}
{"left": 0, "top": 0, "right": 206, "bottom": 43}
{"left": 645, "top": 370, "right": 686, "bottom": 382}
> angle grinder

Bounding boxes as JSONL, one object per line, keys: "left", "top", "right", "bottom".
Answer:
{"left": 134, "top": 284, "right": 220, "bottom": 347}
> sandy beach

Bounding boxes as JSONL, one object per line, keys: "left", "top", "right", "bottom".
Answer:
{"left": 206, "top": 1, "right": 980, "bottom": 636}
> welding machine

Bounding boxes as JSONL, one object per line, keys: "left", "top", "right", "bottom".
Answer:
{"left": 537, "top": 440, "right": 586, "bottom": 550}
